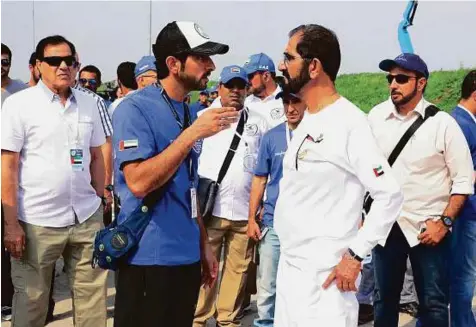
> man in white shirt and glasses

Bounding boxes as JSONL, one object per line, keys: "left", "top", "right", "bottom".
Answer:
{"left": 368, "top": 53, "right": 474, "bottom": 327}
{"left": 1, "top": 35, "right": 108, "bottom": 327}
{"left": 273, "top": 24, "right": 404, "bottom": 327}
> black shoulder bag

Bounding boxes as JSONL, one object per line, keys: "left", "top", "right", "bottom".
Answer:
{"left": 363, "top": 105, "right": 439, "bottom": 214}
{"left": 198, "top": 110, "right": 248, "bottom": 224}
{"left": 92, "top": 86, "right": 192, "bottom": 271}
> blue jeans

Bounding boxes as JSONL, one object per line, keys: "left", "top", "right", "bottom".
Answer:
{"left": 254, "top": 227, "right": 280, "bottom": 327}
{"left": 450, "top": 218, "right": 476, "bottom": 327}
{"left": 373, "top": 223, "right": 450, "bottom": 327}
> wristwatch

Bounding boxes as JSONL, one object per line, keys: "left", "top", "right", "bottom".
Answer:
{"left": 439, "top": 215, "right": 453, "bottom": 228}
{"left": 347, "top": 248, "right": 363, "bottom": 262}
{"left": 105, "top": 184, "right": 114, "bottom": 192}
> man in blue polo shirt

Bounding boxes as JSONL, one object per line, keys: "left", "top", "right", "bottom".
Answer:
{"left": 112, "top": 21, "right": 239, "bottom": 327}
{"left": 450, "top": 70, "right": 476, "bottom": 327}
{"left": 247, "top": 89, "right": 306, "bottom": 327}
{"left": 190, "top": 90, "right": 210, "bottom": 114}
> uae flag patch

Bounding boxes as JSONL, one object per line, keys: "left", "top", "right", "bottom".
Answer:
{"left": 119, "top": 139, "right": 139, "bottom": 151}
{"left": 373, "top": 165, "right": 384, "bottom": 177}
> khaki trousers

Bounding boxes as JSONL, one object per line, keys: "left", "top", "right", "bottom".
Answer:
{"left": 11, "top": 207, "right": 108, "bottom": 327}
{"left": 194, "top": 216, "right": 253, "bottom": 327}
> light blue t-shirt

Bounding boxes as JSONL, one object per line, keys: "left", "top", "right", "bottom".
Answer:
{"left": 254, "top": 122, "right": 291, "bottom": 227}
{"left": 112, "top": 84, "right": 201, "bottom": 265}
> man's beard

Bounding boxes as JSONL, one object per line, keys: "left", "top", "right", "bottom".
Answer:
{"left": 179, "top": 70, "right": 209, "bottom": 91}
{"left": 283, "top": 63, "right": 311, "bottom": 95}
{"left": 391, "top": 84, "right": 418, "bottom": 108}
{"left": 1, "top": 68, "right": 8, "bottom": 77}
{"left": 250, "top": 83, "right": 265, "bottom": 97}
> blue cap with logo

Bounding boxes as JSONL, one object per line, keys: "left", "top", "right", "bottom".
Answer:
{"left": 379, "top": 53, "right": 429, "bottom": 79}
{"left": 244, "top": 53, "right": 276, "bottom": 75}
{"left": 134, "top": 56, "right": 157, "bottom": 78}
{"left": 220, "top": 65, "right": 249, "bottom": 84}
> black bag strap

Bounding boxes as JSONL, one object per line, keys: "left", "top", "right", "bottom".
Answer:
{"left": 217, "top": 109, "right": 249, "bottom": 184}
{"left": 387, "top": 105, "right": 439, "bottom": 166}
{"left": 363, "top": 105, "right": 439, "bottom": 214}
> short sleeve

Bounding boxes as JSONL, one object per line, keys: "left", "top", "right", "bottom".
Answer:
{"left": 254, "top": 132, "right": 271, "bottom": 176}
{"left": 113, "top": 100, "right": 156, "bottom": 170}
{"left": 90, "top": 97, "right": 106, "bottom": 147}
{"left": 96, "top": 97, "right": 113, "bottom": 137}
{"left": 1, "top": 96, "right": 25, "bottom": 152}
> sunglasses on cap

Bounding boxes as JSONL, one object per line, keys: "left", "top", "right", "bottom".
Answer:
{"left": 41, "top": 55, "right": 78, "bottom": 67}
{"left": 386, "top": 74, "right": 417, "bottom": 85}
{"left": 1, "top": 59, "right": 11, "bottom": 67}
{"left": 79, "top": 78, "right": 98, "bottom": 86}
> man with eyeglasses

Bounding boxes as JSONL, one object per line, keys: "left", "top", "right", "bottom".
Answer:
{"left": 247, "top": 89, "right": 306, "bottom": 327}
{"left": 134, "top": 55, "right": 158, "bottom": 90}
{"left": 1, "top": 43, "right": 27, "bottom": 106}
{"left": 1, "top": 35, "right": 108, "bottom": 327}
{"left": 244, "top": 53, "right": 285, "bottom": 129}
{"left": 272, "top": 24, "right": 404, "bottom": 327}
{"left": 194, "top": 65, "right": 269, "bottom": 327}
{"left": 367, "top": 53, "right": 473, "bottom": 327}
{"left": 78, "top": 65, "right": 102, "bottom": 94}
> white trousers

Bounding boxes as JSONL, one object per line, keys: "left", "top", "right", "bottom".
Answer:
{"left": 275, "top": 256, "right": 360, "bottom": 327}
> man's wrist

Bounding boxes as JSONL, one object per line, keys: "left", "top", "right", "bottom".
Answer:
{"left": 346, "top": 248, "right": 364, "bottom": 262}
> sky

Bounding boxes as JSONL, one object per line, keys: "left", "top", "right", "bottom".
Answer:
{"left": 2, "top": 0, "right": 476, "bottom": 83}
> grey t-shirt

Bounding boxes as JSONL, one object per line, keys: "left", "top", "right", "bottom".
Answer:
{"left": 1, "top": 79, "right": 28, "bottom": 106}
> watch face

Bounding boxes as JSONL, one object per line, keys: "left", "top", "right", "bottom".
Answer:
{"left": 443, "top": 217, "right": 452, "bottom": 227}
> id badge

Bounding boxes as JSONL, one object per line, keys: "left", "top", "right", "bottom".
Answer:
{"left": 70, "top": 149, "right": 84, "bottom": 171}
{"left": 190, "top": 187, "right": 198, "bottom": 219}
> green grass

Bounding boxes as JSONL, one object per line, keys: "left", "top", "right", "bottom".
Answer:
{"left": 100, "top": 68, "right": 473, "bottom": 111}
{"left": 336, "top": 68, "right": 474, "bottom": 113}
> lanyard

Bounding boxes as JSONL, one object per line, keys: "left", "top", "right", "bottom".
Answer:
{"left": 157, "top": 84, "right": 195, "bottom": 183}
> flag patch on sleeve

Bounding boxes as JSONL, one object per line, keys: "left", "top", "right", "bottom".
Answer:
{"left": 373, "top": 165, "right": 384, "bottom": 177}
{"left": 119, "top": 139, "right": 139, "bottom": 151}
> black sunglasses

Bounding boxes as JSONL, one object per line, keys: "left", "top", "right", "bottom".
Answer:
{"left": 1, "top": 59, "right": 11, "bottom": 67}
{"left": 41, "top": 55, "right": 77, "bottom": 67}
{"left": 79, "top": 78, "right": 97, "bottom": 86}
{"left": 386, "top": 74, "right": 417, "bottom": 85}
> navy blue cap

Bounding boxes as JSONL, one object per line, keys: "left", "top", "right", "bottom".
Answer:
{"left": 220, "top": 65, "right": 248, "bottom": 84}
{"left": 199, "top": 90, "right": 209, "bottom": 95}
{"left": 244, "top": 53, "right": 275, "bottom": 75}
{"left": 379, "top": 53, "right": 429, "bottom": 79}
{"left": 134, "top": 56, "right": 156, "bottom": 77}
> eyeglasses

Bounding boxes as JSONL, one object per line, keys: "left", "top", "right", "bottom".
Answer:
{"left": 1, "top": 59, "right": 11, "bottom": 67}
{"left": 41, "top": 55, "right": 77, "bottom": 67}
{"left": 79, "top": 78, "right": 98, "bottom": 86}
{"left": 283, "top": 52, "right": 309, "bottom": 66}
{"left": 386, "top": 74, "right": 417, "bottom": 85}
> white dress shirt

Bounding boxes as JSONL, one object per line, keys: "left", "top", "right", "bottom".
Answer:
{"left": 368, "top": 97, "right": 474, "bottom": 246}
{"left": 1, "top": 80, "right": 106, "bottom": 227}
{"left": 244, "top": 85, "right": 286, "bottom": 128}
{"left": 198, "top": 100, "right": 269, "bottom": 221}
{"left": 108, "top": 90, "right": 136, "bottom": 118}
{"left": 274, "top": 97, "right": 403, "bottom": 270}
